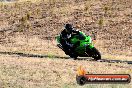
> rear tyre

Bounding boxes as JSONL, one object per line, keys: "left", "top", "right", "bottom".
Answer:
{"left": 57, "top": 44, "right": 70, "bottom": 55}
{"left": 57, "top": 44, "right": 78, "bottom": 59}
{"left": 69, "top": 53, "right": 78, "bottom": 60}
{"left": 91, "top": 47, "right": 101, "bottom": 60}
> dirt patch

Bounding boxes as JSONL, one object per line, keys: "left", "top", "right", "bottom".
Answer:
{"left": 0, "top": 55, "right": 132, "bottom": 88}
{"left": 0, "top": 0, "right": 131, "bottom": 56}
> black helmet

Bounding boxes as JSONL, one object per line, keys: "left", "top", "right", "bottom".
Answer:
{"left": 65, "top": 24, "right": 73, "bottom": 33}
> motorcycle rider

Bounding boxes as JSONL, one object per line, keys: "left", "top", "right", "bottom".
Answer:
{"left": 60, "top": 23, "right": 85, "bottom": 56}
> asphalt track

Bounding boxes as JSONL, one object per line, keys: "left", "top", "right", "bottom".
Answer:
{"left": 0, "top": 51, "right": 131, "bottom": 64}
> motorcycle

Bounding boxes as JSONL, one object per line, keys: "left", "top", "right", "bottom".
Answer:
{"left": 56, "top": 32, "right": 101, "bottom": 60}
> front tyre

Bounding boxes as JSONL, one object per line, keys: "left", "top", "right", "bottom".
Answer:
{"left": 92, "top": 47, "right": 101, "bottom": 60}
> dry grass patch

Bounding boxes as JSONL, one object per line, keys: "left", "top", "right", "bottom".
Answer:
{"left": 0, "top": 55, "right": 132, "bottom": 88}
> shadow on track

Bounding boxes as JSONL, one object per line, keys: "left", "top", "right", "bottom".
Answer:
{"left": 0, "top": 51, "right": 131, "bottom": 64}
{"left": 75, "top": 57, "right": 132, "bottom": 65}
{"left": 97, "top": 59, "right": 132, "bottom": 65}
{"left": 0, "top": 51, "right": 70, "bottom": 59}
{"left": 81, "top": 58, "right": 132, "bottom": 65}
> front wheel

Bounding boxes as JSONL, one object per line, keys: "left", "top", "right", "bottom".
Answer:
{"left": 91, "top": 47, "right": 101, "bottom": 60}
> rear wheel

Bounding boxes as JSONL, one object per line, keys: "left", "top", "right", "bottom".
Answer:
{"left": 57, "top": 44, "right": 70, "bottom": 55}
{"left": 91, "top": 47, "right": 101, "bottom": 60}
{"left": 69, "top": 52, "right": 78, "bottom": 60}
{"left": 57, "top": 44, "right": 78, "bottom": 59}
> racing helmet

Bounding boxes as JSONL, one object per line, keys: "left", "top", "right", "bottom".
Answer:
{"left": 65, "top": 24, "right": 73, "bottom": 33}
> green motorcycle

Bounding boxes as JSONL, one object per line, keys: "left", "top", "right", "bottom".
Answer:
{"left": 56, "top": 32, "right": 101, "bottom": 60}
